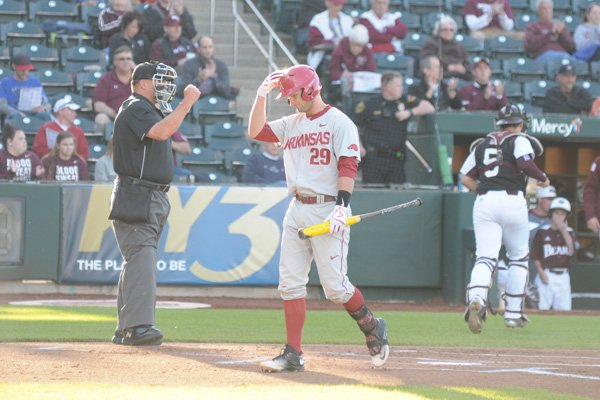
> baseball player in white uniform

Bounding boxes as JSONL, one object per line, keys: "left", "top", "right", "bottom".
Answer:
{"left": 248, "top": 65, "right": 389, "bottom": 372}
{"left": 460, "top": 104, "right": 550, "bottom": 333}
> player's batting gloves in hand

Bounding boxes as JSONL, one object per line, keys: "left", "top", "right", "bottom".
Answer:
{"left": 328, "top": 205, "right": 347, "bottom": 235}
{"left": 257, "top": 71, "right": 284, "bottom": 97}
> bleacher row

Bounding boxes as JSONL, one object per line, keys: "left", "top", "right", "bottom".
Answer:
{"left": 0, "top": 0, "right": 262, "bottom": 184}
{"left": 268, "top": 0, "right": 600, "bottom": 116}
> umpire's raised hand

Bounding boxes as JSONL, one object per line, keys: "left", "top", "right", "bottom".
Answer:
{"left": 182, "top": 84, "right": 201, "bottom": 106}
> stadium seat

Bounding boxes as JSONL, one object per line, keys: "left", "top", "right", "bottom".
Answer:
{"left": 49, "top": 92, "right": 93, "bottom": 114}
{"left": 523, "top": 80, "right": 557, "bottom": 107}
{"left": 396, "top": 11, "right": 422, "bottom": 32}
{"left": 88, "top": 143, "right": 106, "bottom": 162}
{"left": 504, "top": 81, "right": 524, "bottom": 103}
{"left": 0, "top": 0, "right": 27, "bottom": 23}
{"left": 32, "top": 69, "right": 74, "bottom": 96}
{"left": 406, "top": 0, "right": 445, "bottom": 16}
{"left": 510, "top": 0, "right": 532, "bottom": 14}
{"left": 564, "top": 15, "right": 581, "bottom": 34}
{"left": 274, "top": 0, "right": 301, "bottom": 34}
{"left": 546, "top": 58, "right": 590, "bottom": 80}
{"left": 514, "top": 13, "right": 537, "bottom": 31}
{"left": 449, "top": 0, "right": 465, "bottom": 15}
{"left": 503, "top": 57, "right": 546, "bottom": 83}
{"left": 13, "top": 44, "right": 60, "bottom": 70}
{"left": 590, "top": 61, "right": 600, "bottom": 80}
{"left": 0, "top": 46, "right": 10, "bottom": 66}
{"left": 74, "top": 116, "right": 99, "bottom": 137}
{"left": 375, "top": 52, "right": 414, "bottom": 75}
{"left": 531, "top": 0, "right": 573, "bottom": 17}
{"left": 402, "top": 32, "right": 431, "bottom": 59}
{"left": 423, "top": 12, "right": 466, "bottom": 35}
{"left": 204, "top": 121, "right": 246, "bottom": 140}
{"left": 485, "top": 35, "right": 525, "bottom": 60}
{"left": 454, "top": 34, "right": 485, "bottom": 57}
{"left": 3, "top": 114, "right": 48, "bottom": 143}
{"left": 192, "top": 95, "right": 237, "bottom": 135}
{"left": 227, "top": 146, "right": 256, "bottom": 182}
{"left": 178, "top": 120, "right": 204, "bottom": 145}
{"left": 0, "top": 21, "right": 46, "bottom": 47}
{"left": 403, "top": 75, "right": 421, "bottom": 89}
{"left": 60, "top": 45, "right": 104, "bottom": 73}
{"left": 76, "top": 71, "right": 103, "bottom": 97}
{"left": 580, "top": 80, "right": 600, "bottom": 98}
{"left": 197, "top": 171, "right": 238, "bottom": 184}
{"left": 179, "top": 147, "right": 226, "bottom": 178}
{"left": 578, "top": 0, "right": 597, "bottom": 15}
{"left": 29, "top": 0, "right": 78, "bottom": 22}
{"left": 516, "top": 102, "right": 543, "bottom": 116}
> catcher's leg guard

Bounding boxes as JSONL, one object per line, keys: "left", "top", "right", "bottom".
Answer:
{"left": 504, "top": 258, "right": 529, "bottom": 324}
{"left": 466, "top": 256, "right": 496, "bottom": 303}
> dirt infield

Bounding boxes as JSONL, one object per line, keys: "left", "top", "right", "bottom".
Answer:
{"left": 2, "top": 294, "right": 600, "bottom": 398}
{"left": 1, "top": 342, "right": 599, "bottom": 398}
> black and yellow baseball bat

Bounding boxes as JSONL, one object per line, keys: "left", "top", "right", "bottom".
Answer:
{"left": 297, "top": 198, "right": 423, "bottom": 239}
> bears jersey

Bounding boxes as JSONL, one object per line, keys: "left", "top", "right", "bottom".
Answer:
{"left": 531, "top": 225, "right": 577, "bottom": 269}
{"left": 268, "top": 105, "right": 361, "bottom": 196}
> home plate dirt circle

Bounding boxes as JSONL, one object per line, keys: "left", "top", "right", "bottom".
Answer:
{"left": 8, "top": 299, "right": 211, "bottom": 309}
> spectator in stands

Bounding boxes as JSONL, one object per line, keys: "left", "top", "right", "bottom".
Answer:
{"left": 328, "top": 24, "right": 376, "bottom": 105}
{"left": 298, "top": 0, "right": 326, "bottom": 28}
{"left": 177, "top": 36, "right": 236, "bottom": 100}
{"left": 108, "top": 11, "right": 151, "bottom": 66}
{"left": 359, "top": 0, "right": 407, "bottom": 54}
{"left": 408, "top": 55, "right": 461, "bottom": 111}
{"left": 459, "top": 56, "right": 508, "bottom": 111}
{"left": 172, "top": 130, "right": 191, "bottom": 162}
{"left": 98, "top": 0, "right": 134, "bottom": 49}
{"left": 307, "top": 0, "right": 354, "bottom": 70}
{"left": 525, "top": 0, "right": 575, "bottom": 62}
{"left": 33, "top": 97, "right": 89, "bottom": 160}
{"left": 142, "top": 0, "right": 197, "bottom": 44}
{"left": 93, "top": 46, "right": 134, "bottom": 137}
{"left": 242, "top": 142, "right": 286, "bottom": 185}
{"left": 149, "top": 15, "right": 195, "bottom": 70}
{"left": 94, "top": 135, "right": 116, "bottom": 182}
{"left": 0, "top": 54, "right": 51, "bottom": 120}
{"left": 573, "top": 4, "right": 600, "bottom": 62}
{"left": 462, "top": 0, "right": 518, "bottom": 40}
{"left": 583, "top": 155, "right": 600, "bottom": 236}
{"left": 0, "top": 124, "right": 44, "bottom": 181}
{"left": 542, "top": 63, "right": 593, "bottom": 115}
{"left": 354, "top": 71, "right": 435, "bottom": 185}
{"left": 42, "top": 132, "right": 90, "bottom": 181}
{"left": 419, "top": 14, "right": 470, "bottom": 80}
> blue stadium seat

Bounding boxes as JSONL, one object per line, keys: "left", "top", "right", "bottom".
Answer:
{"left": 60, "top": 45, "right": 103, "bottom": 73}
{"left": 504, "top": 81, "right": 524, "bottom": 103}
{"left": 406, "top": 0, "right": 445, "bottom": 16}
{"left": 546, "top": 58, "right": 590, "bottom": 80}
{"left": 523, "top": 80, "right": 557, "bottom": 107}
{"left": 29, "top": 0, "right": 78, "bottom": 22}
{"left": 13, "top": 44, "right": 60, "bottom": 70}
{"left": 375, "top": 52, "right": 415, "bottom": 76}
{"left": 485, "top": 35, "right": 525, "bottom": 60}
{"left": 580, "top": 80, "right": 600, "bottom": 98}
{"left": 31, "top": 69, "right": 74, "bottom": 97}
{"left": 0, "top": 0, "right": 26, "bottom": 23}
{"left": 0, "top": 21, "right": 46, "bottom": 47}
{"left": 454, "top": 33, "right": 484, "bottom": 57}
{"left": 396, "top": 11, "right": 422, "bottom": 32}
{"left": 503, "top": 57, "right": 547, "bottom": 83}
{"left": 402, "top": 32, "right": 431, "bottom": 59}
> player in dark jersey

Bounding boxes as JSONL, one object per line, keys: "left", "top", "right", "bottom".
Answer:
{"left": 531, "top": 197, "right": 578, "bottom": 310}
{"left": 459, "top": 104, "right": 550, "bottom": 333}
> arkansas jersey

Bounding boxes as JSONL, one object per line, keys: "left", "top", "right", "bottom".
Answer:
{"left": 267, "top": 105, "right": 361, "bottom": 197}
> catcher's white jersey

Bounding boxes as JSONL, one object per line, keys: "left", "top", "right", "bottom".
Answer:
{"left": 268, "top": 106, "right": 361, "bottom": 196}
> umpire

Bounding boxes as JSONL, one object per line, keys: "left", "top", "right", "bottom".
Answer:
{"left": 109, "top": 62, "right": 200, "bottom": 346}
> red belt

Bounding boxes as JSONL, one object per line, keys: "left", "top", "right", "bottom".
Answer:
{"left": 295, "top": 194, "right": 336, "bottom": 204}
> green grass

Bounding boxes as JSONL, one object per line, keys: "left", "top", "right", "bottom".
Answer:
{"left": 0, "top": 383, "right": 591, "bottom": 400}
{"left": 1, "top": 306, "right": 599, "bottom": 349}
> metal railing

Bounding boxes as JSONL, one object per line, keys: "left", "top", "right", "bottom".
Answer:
{"left": 231, "top": 0, "right": 298, "bottom": 71}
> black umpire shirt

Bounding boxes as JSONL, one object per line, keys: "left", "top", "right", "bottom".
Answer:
{"left": 113, "top": 93, "right": 174, "bottom": 184}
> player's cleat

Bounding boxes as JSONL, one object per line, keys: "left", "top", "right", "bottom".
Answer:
{"left": 366, "top": 318, "right": 389, "bottom": 367}
{"left": 260, "top": 345, "right": 305, "bottom": 373}
{"left": 120, "top": 325, "right": 163, "bottom": 346}
{"left": 111, "top": 329, "right": 123, "bottom": 345}
{"left": 464, "top": 297, "right": 487, "bottom": 334}
{"left": 504, "top": 315, "right": 529, "bottom": 328}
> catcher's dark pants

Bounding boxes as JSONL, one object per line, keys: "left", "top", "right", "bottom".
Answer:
{"left": 112, "top": 191, "right": 170, "bottom": 331}
{"left": 361, "top": 151, "right": 406, "bottom": 184}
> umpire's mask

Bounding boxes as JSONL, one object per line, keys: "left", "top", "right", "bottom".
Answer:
{"left": 153, "top": 63, "right": 177, "bottom": 114}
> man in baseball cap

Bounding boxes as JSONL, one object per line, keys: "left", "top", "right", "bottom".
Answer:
{"left": 459, "top": 55, "right": 508, "bottom": 111}
{"left": 32, "top": 95, "right": 89, "bottom": 160}
{"left": 0, "top": 53, "right": 51, "bottom": 118}
{"left": 149, "top": 13, "right": 194, "bottom": 69}
{"left": 543, "top": 61, "right": 593, "bottom": 114}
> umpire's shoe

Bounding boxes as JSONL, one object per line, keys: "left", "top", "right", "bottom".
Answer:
{"left": 260, "top": 345, "right": 305, "bottom": 372}
{"left": 367, "top": 318, "right": 389, "bottom": 367}
{"left": 464, "top": 297, "right": 487, "bottom": 334}
{"left": 118, "top": 325, "right": 163, "bottom": 346}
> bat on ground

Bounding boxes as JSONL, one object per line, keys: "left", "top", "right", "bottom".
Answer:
{"left": 406, "top": 140, "right": 433, "bottom": 173}
{"left": 297, "top": 198, "right": 423, "bottom": 239}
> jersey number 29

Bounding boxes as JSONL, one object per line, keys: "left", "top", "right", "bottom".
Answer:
{"left": 310, "top": 147, "right": 331, "bottom": 165}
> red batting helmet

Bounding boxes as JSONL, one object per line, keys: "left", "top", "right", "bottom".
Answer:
{"left": 276, "top": 64, "right": 322, "bottom": 101}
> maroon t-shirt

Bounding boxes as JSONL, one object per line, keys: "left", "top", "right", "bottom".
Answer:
{"left": 92, "top": 71, "right": 132, "bottom": 114}
{"left": 42, "top": 155, "right": 90, "bottom": 181}
{"left": 0, "top": 150, "right": 42, "bottom": 181}
{"left": 531, "top": 226, "right": 576, "bottom": 269}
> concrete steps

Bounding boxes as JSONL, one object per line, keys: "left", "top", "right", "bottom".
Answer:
{"left": 186, "top": 0, "right": 295, "bottom": 123}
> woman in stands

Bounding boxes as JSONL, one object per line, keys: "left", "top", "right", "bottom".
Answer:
{"left": 574, "top": 4, "right": 600, "bottom": 62}
{"left": 0, "top": 124, "right": 44, "bottom": 181}
{"left": 42, "top": 132, "right": 89, "bottom": 181}
{"left": 108, "top": 11, "right": 151, "bottom": 66}
{"left": 419, "top": 14, "right": 470, "bottom": 80}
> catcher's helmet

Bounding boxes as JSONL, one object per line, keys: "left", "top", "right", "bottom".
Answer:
{"left": 496, "top": 103, "right": 525, "bottom": 126}
{"left": 277, "top": 64, "right": 322, "bottom": 101}
{"left": 550, "top": 197, "right": 571, "bottom": 213}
